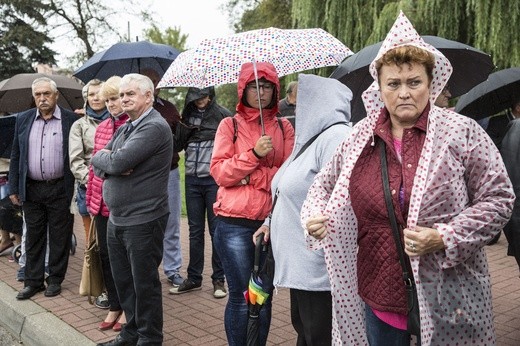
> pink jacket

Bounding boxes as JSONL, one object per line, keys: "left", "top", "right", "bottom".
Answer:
{"left": 210, "top": 62, "right": 294, "bottom": 220}
{"left": 86, "top": 114, "right": 129, "bottom": 217}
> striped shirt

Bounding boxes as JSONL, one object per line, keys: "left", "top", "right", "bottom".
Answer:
{"left": 27, "top": 108, "right": 64, "bottom": 181}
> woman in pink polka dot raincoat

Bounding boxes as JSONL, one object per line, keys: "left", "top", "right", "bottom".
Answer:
{"left": 301, "top": 12, "right": 515, "bottom": 346}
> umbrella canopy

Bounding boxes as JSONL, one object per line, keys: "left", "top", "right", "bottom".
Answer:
{"left": 159, "top": 27, "right": 353, "bottom": 88}
{"left": 455, "top": 67, "right": 520, "bottom": 120}
{"left": 0, "top": 73, "right": 84, "bottom": 113}
{"left": 73, "top": 41, "right": 180, "bottom": 83}
{"left": 330, "top": 36, "right": 495, "bottom": 122}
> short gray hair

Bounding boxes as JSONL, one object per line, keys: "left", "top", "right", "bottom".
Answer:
{"left": 32, "top": 77, "right": 58, "bottom": 95}
{"left": 286, "top": 81, "right": 298, "bottom": 95}
{"left": 120, "top": 73, "right": 154, "bottom": 101}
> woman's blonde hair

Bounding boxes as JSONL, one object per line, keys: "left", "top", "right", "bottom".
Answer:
{"left": 100, "top": 76, "right": 122, "bottom": 100}
{"left": 375, "top": 45, "right": 435, "bottom": 82}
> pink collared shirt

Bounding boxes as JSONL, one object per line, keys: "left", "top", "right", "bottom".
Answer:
{"left": 27, "top": 107, "right": 64, "bottom": 180}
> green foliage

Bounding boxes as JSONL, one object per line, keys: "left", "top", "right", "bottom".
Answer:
{"left": 0, "top": 0, "right": 56, "bottom": 79}
{"left": 178, "top": 152, "right": 187, "bottom": 216}
{"left": 143, "top": 24, "right": 189, "bottom": 52}
{"left": 236, "top": 0, "right": 293, "bottom": 31}
{"left": 215, "top": 84, "right": 239, "bottom": 113}
{"left": 142, "top": 25, "right": 190, "bottom": 111}
{"left": 290, "top": 0, "right": 520, "bottom": 70}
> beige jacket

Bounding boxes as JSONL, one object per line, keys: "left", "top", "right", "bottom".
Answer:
{"left": 68, "top": 115, "right": 100, "bottom": 184}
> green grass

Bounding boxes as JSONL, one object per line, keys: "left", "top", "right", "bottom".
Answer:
{"left": 178, "top": 152, "right": 187, "bottom": 216}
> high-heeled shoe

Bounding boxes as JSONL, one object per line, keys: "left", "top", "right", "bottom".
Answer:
{"left": 98, "top": 311, "right": 122, "bottom": 331}
{"left": 112, "top": 321, "right": 124, "bottom": 332}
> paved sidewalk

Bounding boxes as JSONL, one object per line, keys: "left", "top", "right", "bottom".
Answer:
{"left": 0, "top": 216, "right": 518, "bottom": 345}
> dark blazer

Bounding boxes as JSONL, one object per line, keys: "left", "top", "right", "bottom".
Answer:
{"left": 8, "top": 107, "right": 78, "bottom": 202}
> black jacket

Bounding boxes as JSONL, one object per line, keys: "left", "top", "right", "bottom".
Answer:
{"left": 175, "top": 87, "right": 232, "bottom": 151}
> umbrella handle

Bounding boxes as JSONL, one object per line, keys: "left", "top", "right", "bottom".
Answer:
{"left": 252, "top": 60, "right": 265, "bottom": 135}
{"left": 254, "top": 232, "right": 264, "bottom": 274}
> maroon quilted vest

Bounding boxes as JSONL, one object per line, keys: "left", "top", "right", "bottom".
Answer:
{"left": 349, "top": 109, "right": 427, "bottom": 315}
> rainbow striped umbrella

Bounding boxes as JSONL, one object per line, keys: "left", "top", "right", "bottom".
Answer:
{"left": 244, "top": 233, "right": 272, "bottom": 346}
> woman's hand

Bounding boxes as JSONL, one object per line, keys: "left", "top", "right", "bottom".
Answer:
{"left": 253, "top": 225, "right": 270, "bottom": 244}
{"left": 253, "top": 135, "right": 273, "bottom": 157}
{"left": 403, "top": 225, "right": 445, "bottom": 256}
{"left": 305, "top": 215, "right": 329, "bottom": 240}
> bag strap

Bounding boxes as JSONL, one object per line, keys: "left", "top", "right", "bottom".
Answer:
{"left": 269, "top": 122, "right": 347, "bottom": 225}
{"left": 293, "top": 121, "right": 348, "bottom": 161}
{"left": 87, "top": 216, "right": 97, "bottom": 304}
{"left": 380, "top": 142, "right": 414, "bottom": 286}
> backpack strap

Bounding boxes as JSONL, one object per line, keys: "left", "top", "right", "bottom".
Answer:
{"left": 232, "top": 116, "right": 285, "bottom": 144}
{"left": 232, "top": 117, "right": 238, "bottom": 143}
{"left": 277, "top": 117, "right": 285, "bottom": 140}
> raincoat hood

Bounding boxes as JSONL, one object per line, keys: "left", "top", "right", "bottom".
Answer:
{"left": 236, "top": 61, "right": 280, "bottom": 122}
{"left": 295, "top": 73, "right": 352, "bottom": 147}
{"left": 362, "top": 11, "right": 452, "bottom": 126}
{"left": 184, "top": 86, "right": 215, "bottom": 106}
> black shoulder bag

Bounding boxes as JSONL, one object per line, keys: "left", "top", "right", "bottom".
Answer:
{"left": 380, "top": 141, "right": 421, "bottom": 336}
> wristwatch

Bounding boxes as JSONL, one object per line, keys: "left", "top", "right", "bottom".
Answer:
{"left": 241, "top": 178, "right": 248, "bottom": 185}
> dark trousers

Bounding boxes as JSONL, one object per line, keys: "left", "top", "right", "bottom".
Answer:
{"left": 185, "top": 181, "right": 224, "bottom": 283}
{"left": 290, "top": 289, "right": 333, "bottom": 346}
{"left": 23, "top": 179, "right": 73, "bottom": 287}
{"left": 107, "top": 214, "right": 168, "bottom": 345}
{"left": 96, "top": 215, "right": 121, "bottom": 311}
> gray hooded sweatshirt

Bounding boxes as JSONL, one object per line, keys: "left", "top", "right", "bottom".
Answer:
{"left": 269, "top": 74, "right": 353, "bottom": 290}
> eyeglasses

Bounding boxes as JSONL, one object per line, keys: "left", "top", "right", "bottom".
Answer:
{"left": 246, "top": 82, "right": 274, "bottom": 92}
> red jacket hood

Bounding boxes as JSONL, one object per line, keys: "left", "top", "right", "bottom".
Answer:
{"left": 236, "top": 62, "right": 280, "bottom": 122}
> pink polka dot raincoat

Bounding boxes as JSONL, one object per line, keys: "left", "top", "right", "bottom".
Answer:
{"left": 301, "top": 12, "right": 515, "bottom": 346}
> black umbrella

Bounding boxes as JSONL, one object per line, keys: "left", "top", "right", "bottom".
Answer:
{"left": 73, "top": 41, "right": 180, "bottom": 83}
{"left": 454, "top": 67, "right": 520, "bottom": 120}
{"left": 0, "top": 114, "right": 17, "bottom": 159}
{"left": 330, "top": 36, "right": 495, "bottom": 122}
{"left": 0, "top": 73, "right": 84, "bottom": 113}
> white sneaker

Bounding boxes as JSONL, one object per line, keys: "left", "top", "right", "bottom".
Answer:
{"left": 213, "top": 280, "right": 227, "bottom": 299}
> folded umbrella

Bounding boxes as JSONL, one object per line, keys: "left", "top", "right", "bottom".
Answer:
{"left": 245, "top": 233, "right": 272, "bottom": 346}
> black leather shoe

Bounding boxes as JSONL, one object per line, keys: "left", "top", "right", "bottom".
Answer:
{"left": 44, "top": 283, "right": 61, "bottom": 297}
{"left": 96, "top": 335, "right": 137, "bottom": 346}
{"left": 16, "top": 285, "right": 45, "bottom": 300}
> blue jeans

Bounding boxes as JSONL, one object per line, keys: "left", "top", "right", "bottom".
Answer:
{"left": 162, "top": 169, "right": 182, "bottom": 277}
{"left": 185, "top": 177, "right": 224, "bottom": 283}
{"left": 107, "top": 214, "right": 167, "bottom": 345}
{"left": 75, "top": 183, "right": 89, "bottom": 216}
{"left": 214, "top": 219, "right": 272, "bottom": 346}
{"left": 365, "top": 305, "right": 419, "bottom": 346}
